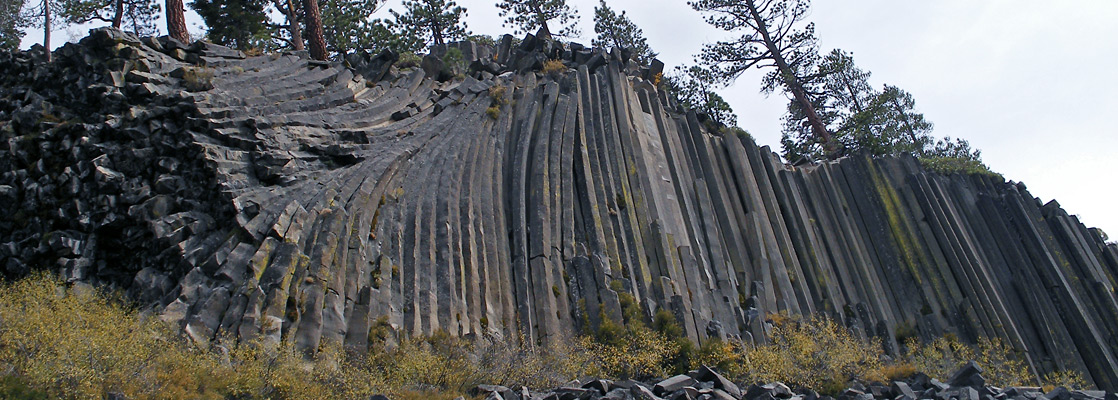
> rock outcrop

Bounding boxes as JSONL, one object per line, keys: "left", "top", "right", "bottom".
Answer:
{"left": 2, "top": 28, "right": 1117, "bottom": 389}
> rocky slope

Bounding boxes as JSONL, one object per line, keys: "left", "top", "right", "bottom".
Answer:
{"left": 2, "top": 28, "right": 1116, "bottom": 389}
{"left": 477, "top": 362, "right": 1113, "bottom": 400}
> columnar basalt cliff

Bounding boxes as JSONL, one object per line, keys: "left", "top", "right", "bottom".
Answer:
{"left": 2, "top": 29, "right": 1117, "bottom": 389}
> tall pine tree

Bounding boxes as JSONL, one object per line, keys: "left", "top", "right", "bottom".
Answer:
{"left": 191, "top": 0, "right": 270, "bottom": 49}
{"left": 391, "top": 0, "right": 467, "bottom": 48}
{"left": 21, "top": 0, "right": 64, "bottom": 60}
{"left": 779, "top": 48, "right": 985, "bottom": 169}
{"left": 690, "top": 0, "right": 835, "bottom": 153}
{"left": 663, "top": 65, "right": 738, "bottom": 129}
{"left": 165, "top": 0, "right": 188, "bottom": 43}
{"left": 319, "top": 0, "right": 380, "bottom": 55}
{"left": 1, "top": 0, "right": 28, "bottom": 51}
{"left": 271, "top": 0, "right": 303, "bottom": 50}
{"left": 303, "top": 0, "right": 326, "bottom": 59}
{"left": 592, "top": 0, "right": 654, "bottom": 64}
{"left": 496, "top": 0, "right": 579, "bottom": 39}
{"left": 56, "top": 0, "right": 160, "bottom": 34}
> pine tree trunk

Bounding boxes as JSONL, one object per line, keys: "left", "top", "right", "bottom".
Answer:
{"left": 166, "top": 0, "right": 189, "bottom": 43}
{"left": 890, "top": 94, "right": 922, "bottom": 155}
{"left": 745, "top": 0, "right": 834, "bottom": 153}
{"left": 530, "top": 3, "right": 551, "bottom": 38}
{"left": 430, "top": 3, "right": 443, "bottom": 46}
{"left": 112, "top": 0, "right": 123, "bottom": 28}
{"left": 282, "top": 0, "right": 304, "bottom": 51}
{"left": 43, "top": 0, "right": 51, "bottom": 62}
{"left": 843, "top": 74, "right": 864, "bottom": 114}
{"left": 303, "top": 0, "right": 326, "bottom": 60}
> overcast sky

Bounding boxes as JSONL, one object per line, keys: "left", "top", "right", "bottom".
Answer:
{"left": 20, "top": 0, "right": 1118, "bottom": 238}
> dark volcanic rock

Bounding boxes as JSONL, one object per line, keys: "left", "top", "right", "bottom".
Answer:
{"left": 3, "top": 28, "right": 1118, "bottom": 391}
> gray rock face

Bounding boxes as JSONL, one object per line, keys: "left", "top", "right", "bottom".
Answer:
{"left": 3, "top": 28, "right": 1118, "bottom": 389}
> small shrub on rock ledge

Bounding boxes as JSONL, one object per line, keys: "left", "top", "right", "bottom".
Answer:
{"left": 919, "top": 156, "right": 1000, "bottom": 178}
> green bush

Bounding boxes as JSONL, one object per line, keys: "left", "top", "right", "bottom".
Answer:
{"left": 0, "top": 375, "right": 50, "bottom": 399}
{"left": 919, "top": 156, "right": 1001, "bottom": 178}
{"left": 466, "top": 34, "right": 497, "bottom": 47}
{"left": 442, "top": 47, "right": 467, "bottom": 79}
{"left": 395, "top": 52, "right": 421, "bottom": 69}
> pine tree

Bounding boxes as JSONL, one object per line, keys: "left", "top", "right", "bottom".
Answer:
{"left": 591, "top": 0, "right": 654, "bottom": 64}
{"left": 663, "top": 65, "right": 738, "bottom": 129}
{"left": 496, "top": 0, "right": 579, "bottom": 39}
{"left": 1, "top": 0, "right": 28, "bottom": 51}
{"left": 56, "top": 0, "right": 159, "bottom": 34}
{"left": 858, "top": 84, "right": 933, "bottom": 156}
{"left": 20, "top": 0, "right": 64, "bottom": 60}
{"left": 778, "top": 49, "right": 977, "bottom": 165}
{"left": 366, "top": 18, "right": 424, "bottom": 54}
{"left": 191, "top": 0, "right": 270, "bottom": 49}
{"left": 303, "top": 0, "right": 326, "bottom": 59}
{"left": 271, "top": 0, "right": 303, "bottom": 50}
{"left": 165, "top": 0, "right": 188, "bottom": 43}
{"left": 690, "top": 0, "right": 835, "bottom": 153}
{"left": 319, "top": 0, "right": 380, "bottom": 55}
{"left": 391, "top": 0, "right": 467, "bottom": 48}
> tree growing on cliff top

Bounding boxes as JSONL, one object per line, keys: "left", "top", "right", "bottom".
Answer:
{"left": 303, "top": 0, "right": 327, "bottom": 59}
{"left": 165, "top": 0, "right": 188, "bottom": 43}
{"left": 781, "top": 49, "right": 969, "bottom": 164}
{"left": 56, "top": 0, "right": 160, "bottom": 35}
{"left": 270, "top": 0, "right": 303, "bottom": 50}
{"left": 592, "top": 0, "right": 655, "bottom": 64}
{"left": 391, "top": 0, "right": 468, "bottom": 48}
{"left": 18, "top": 0, "right": 64, "bottom": 60}
{"left": 497, "top": 0, "right": 580, "bottom": 39}
{"left": 319, "top": 0, "right": 381, "bottom": 55}
{"left": 1, "top": 0, "right": 29, "bottom": 51}
{"left": 690, "top": 0, "right": 835, "bottom": 154}
{"left": 191, "top": 0, "right": 270, "bottom": 49}
{"left": 663, "top": 65, "right": 739, "bottom": 129}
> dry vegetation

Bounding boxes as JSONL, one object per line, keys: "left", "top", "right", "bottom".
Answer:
{"left": 486, "top": 84, "right": 509, "bottom": 120}
{"left": 542, "top": 59, "right": 567, "bottom": 77}
{"left": 180, "top": 67, "right": 215, "bottom": 92}
{"left": 0, "top": 274, "right": 1089, "bottom": 399}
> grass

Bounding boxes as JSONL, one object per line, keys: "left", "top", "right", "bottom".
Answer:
{"left": 0, "top": 274, "right": 1093, "bottom": 398}
{"left": 0, "top": 274, "right": 591, "bottom": 399}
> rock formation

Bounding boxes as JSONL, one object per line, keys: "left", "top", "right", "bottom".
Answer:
{"left": 2, "top": 28, "right": 1116, "bottom": 389}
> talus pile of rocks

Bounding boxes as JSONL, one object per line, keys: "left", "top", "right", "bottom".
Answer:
{"left": 473, "top": 363, "right": 1115, "bottom": 400}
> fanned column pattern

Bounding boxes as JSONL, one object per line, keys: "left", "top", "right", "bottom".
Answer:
{"left": 2, "top": 29, "right": 1116, "bottom": 389}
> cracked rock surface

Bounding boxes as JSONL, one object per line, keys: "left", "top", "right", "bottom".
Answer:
{"left": 2, "top": 28, "right": 1117, "bottom": 389}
